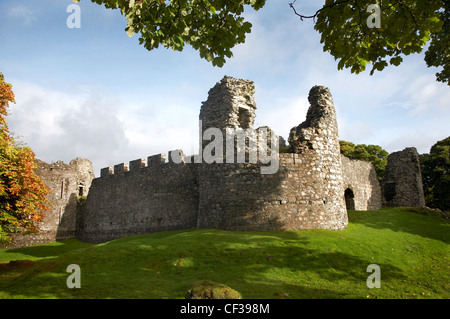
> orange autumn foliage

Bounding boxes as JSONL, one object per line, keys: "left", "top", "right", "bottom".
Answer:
{"left": 0, "top": 72, "right": 50, "bottom": 246}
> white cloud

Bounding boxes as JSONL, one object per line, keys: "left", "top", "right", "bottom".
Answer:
{"left": 7, "top": 80, "right": 130, "bottom": 177}
{"left": 7, "top": 5, "right": 38, "bottom": 26}
{"left": 405, "top": 75, "right": 450, "bottom": 115}
{"left": 337, "top": 116, "right": 376, "bottom": 144}
{"left": 227, "top": 3, "right": 322, "bottom": 78}
{"left": 383, "top": 130, "right": 449, "bottom": 155}
{"left": 3, "top": 0, "right": 448, "bottom": 174}
{"left": 6, "top": 80, "right": 204, "bottom": 177}
{"left": 256, "top": 94, "right": 309, "bottom": 140}
{"left": 117, "top": 99, "right": 200, "bottom": 158}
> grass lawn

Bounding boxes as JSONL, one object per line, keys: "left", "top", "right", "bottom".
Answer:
{"left": 0, "top": 207, "right": 448, "bottom": 299}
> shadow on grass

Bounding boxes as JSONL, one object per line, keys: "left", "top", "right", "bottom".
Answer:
{"left": 1, "top": 239, "right": 93, "bottom": 260}
{"left": 187, "top": 232, "right": 406, "bottom": 298}
{"left": 1, "top": 229, "right": 409, "bottom": 299}
{"left": 348, "top": 208, "right": 450, "bottom": 244}
{"left": 5, "top": 206, "right": 450, "bottom": 298}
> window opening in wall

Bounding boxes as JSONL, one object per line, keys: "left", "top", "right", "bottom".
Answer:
{"left": 78, "top": 185, "right": 84, "bottom": 197}
{"left": 238, "top": 107, "right": 251, "bottom": 129}
{"left": 344, "top": 188, "right": 355, "bottom": 210}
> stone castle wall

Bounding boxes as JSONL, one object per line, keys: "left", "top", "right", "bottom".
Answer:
{"left": 76, "top": 151, "right": 199, "bottom": 243}
{"left": 6, "top": 158, "right": 94, "bottom": 248}
{"left": 341, "top": 155, "right": 382, "bottom": 211}
{"left": 197, "top": 83, "right": 348, "bottom": 231}
{"left": 5, "top": 76, "right": 425, "bottom": 248}
{"left": 74, "top": 78, "right": 350, "bottom": 243}
{"left": 197, "top": 153, "right": 348, "bottom": 231}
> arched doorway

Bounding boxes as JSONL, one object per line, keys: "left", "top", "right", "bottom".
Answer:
{"left": 344, "top": 188, "right": 355, "bottom": 210}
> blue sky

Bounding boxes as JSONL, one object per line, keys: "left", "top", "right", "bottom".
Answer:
{"left": 1, "top": 0, "right": 449, "bottom": 176}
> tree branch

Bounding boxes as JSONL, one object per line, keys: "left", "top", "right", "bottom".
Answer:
{"left": 289, "top": 0, "right": 351, "bottom": 21}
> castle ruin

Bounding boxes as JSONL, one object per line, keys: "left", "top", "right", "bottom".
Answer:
{"left": 3, "top": 76, "right": 426, "bottom": 247}
{"left": 8, "top": 158, "right": 94, "bottom": 248}
{"left": 382, "top": 147, "right": 425, "bottom": 208}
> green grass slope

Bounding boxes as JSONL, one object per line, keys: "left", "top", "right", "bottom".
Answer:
{"left": 0, "top": 208, "right": 448, "bottom": 299}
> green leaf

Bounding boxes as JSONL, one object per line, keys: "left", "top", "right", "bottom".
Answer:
{"left": 89, "top": 0, "right": 258, "bottom": 66}
{"left": 204, "top": 51, "right": 213, "bottom": 62}
{"left": 390, "top": 56, "right": 403, "bottom": 66}
{"left": 300, "top": 0, "right": 447, "bottom": 83}
{"left": 212, "top": 57, "right": 225, "bottom": 67}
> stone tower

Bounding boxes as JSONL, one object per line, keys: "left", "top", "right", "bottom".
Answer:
{"left": 199, "top": 76, "right": 257, "bottom": 133}
{"left": 6, "top": 158, "right": 95, "bottom": 248}
{"left": 287, "top": 85, "right": 348, "bottom": 230}
{"left": 382, "top": 147, "right": 425, "bottom": 207}
{"left": 197, "top": 79, "right": 348, "bottom": 231}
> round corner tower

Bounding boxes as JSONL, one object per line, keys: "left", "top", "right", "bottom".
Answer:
{"left": 288, "top": 85, "right": 348, "bottom": 230}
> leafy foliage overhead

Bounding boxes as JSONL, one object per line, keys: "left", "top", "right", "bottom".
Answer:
{"left": 290, "top": 0, "right": 448, "bottom": 85}
{"left": 84, "top": 0, "right": 266, "bottom": 67}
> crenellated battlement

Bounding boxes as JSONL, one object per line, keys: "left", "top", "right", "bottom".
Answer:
{"left": 10, "top": 76, "right": 420, "bottom": 248}
{"left": 99, "top": 150, "right": 191, "bottom": 178}
{"left": 98, "top": 141, "right": 284, "bottom": 179}
{"left": 78, "top": 148, "right": 199, "bottom": 243}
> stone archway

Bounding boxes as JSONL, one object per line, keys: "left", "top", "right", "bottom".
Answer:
{"left": 344, "top": 188, "right": 355, "bottom": 210}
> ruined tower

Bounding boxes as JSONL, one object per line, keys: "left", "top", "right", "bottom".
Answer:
{"left": 287, "top": 85, "right": 348, "bottom": 230}
{"left": 382, "top": 147, "right": 425, "bottom": 207}
{"left": 197, "top": 79, "right": 348, "bottom": 231}
{"left": 9, "top": 77, "right": 430, "bottom": 248}
{"left": 199, "top": 76, "right": 257, "bottom": 133}
{"left": 7, "top": 158, "right": 95, "bottom": 248}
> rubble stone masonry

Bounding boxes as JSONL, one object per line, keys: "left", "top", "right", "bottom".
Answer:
{"left": 5, "top": 77, "right": 425, "bottom": 247}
